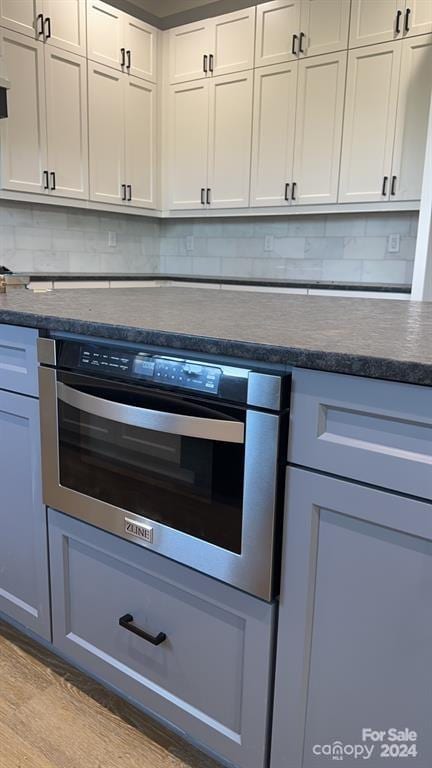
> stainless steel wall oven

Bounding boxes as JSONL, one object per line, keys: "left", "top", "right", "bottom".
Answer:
{"left": 38, "top": 336, "right": 290, "bottom": 600}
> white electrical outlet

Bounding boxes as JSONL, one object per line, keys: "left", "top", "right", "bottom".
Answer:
{"left": 264, "top": 235, "right": 274, "bottom": 252}
{"left": 387, "top": 233, "right": 400, "bottom": 253}
{"left": 186, "top": 235, "right": 194, "bottom": 252}
{"left": 108, "top": 231, "right": 117, "bottom": 247}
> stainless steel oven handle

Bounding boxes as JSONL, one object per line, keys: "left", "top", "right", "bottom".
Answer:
{"left": 57, "top": 381, "right": 245, "bottom": 444}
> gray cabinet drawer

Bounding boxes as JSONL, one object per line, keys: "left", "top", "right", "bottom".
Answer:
{"left": 48, "top": 510, "right": 275, "bottom": 768}
{"left": 289, "top": 368, "right": 432, "bottom": 500}
{"left": 0, "top": 324, "right": 39, "bottom": 396}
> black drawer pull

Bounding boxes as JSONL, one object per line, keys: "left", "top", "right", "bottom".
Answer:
{"left": 43, "top": 170, "right": 49, "bottom": 190}
{"left": 126, "top": 184, "right": 132, "bottom": 201}
{"left": 284, "top": 182, "right": 290, "bottom": 201}
{"left": 405, "top": 7, "right": 411, "bottom": 32}
{"left": 50, "top": 171, "right": 56, "bottom": 191}
{"left": 36, "top": 13, "right": 44, "bottom": 37}
{"left": 121, "top": 47, "right": 126, "bottom": 67}
{"left": 292, "top": 33, "right": 298, "bottom": 55}
{"left": 209, "top": 53, "right": 214, "bottom": 73}
{"left": 121, "top": 183, "right": 126, "bottom": 201}
{"left": 200, "top": 187, "right": 205, "bottom": 205}
{"left": 44, "top": 16, "right": 51, "bottom": 40}
{"left": 119, "top": 613, "right": 167, "bottom": 646}
{"left": 291, "top": 181, "right": 297, "bottom": 201}
{"left": 126, "top": 49, "right": 131, "bottom": 70}
{"left": 203, "top": 54, "right": 208, "bottom": 73}
{"left": 299, "top": 32, "right": 305, "bottom": 53}
{"left": 382, "top": 175, "right": 388, "bottom": 196}
{"left": 395, "top": 9, "right": 402, "bottom": 33}
{"left": 206, "top": 187, "right": 211, "bottom": 205}
{"left": 391, "top": 175, "right": 397, "bottom": 196}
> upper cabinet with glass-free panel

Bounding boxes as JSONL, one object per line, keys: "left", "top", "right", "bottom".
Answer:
{"left": 255, "top": 0, "right": 301, "bottom": 67}
{"left": 0, "top": 0, "right": 42, "bottom": 38}
{"left": 0, "top": 0, "right": 86, "bottom": 55}
{"left": 299, "top": 0, "right": 350, "bottom": 58}
{"left": 123, "top": 13, "right": 158, "bottom": 82}
{"left": 405, "top": 0, "right": 432, "bottom": 37}
{"left": 350, "top": 0, "right": 432, "bottom": 48}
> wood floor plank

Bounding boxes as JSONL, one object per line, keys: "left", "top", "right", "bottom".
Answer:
{"left": 0, "top": 720, "right": 57, "bottom": 768}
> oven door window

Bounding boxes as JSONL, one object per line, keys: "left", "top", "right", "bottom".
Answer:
{"left": 57, "top": 372, "right": 245, "bottom": 554}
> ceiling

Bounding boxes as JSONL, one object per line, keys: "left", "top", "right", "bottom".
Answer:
{"left": 109, "top": 0, "right": 261, "bottom": 27}
{"left": 126, "top": 0, "right": 220, "bottom": 18}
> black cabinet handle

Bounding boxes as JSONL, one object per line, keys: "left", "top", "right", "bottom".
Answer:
{"left": 405, "top": 7, "right": 411, "bottom": 32}
{"left": 206, "top": 188, "right": 211, "bottom": 205}
{"left": 200, "top": 187, "right": 205, "bottom": 205}
{"left": 121, "top": 47, "right": 126, "bottom": 67}
{"left": 121, "top": 183, "right": 126, "bottom": 201}
{"left": 382, "top": 175, "right": 388, "bottom": 196}
{"left": 292, "top": 34, "right": 298, "bottom": 55}
{"left": 44, "top": 16, "right": 51, "bottom": 40}
{"left": 126, "top": 184, "right": 132, "bottom": 201}
{"left": 391, "top": 175, "right": 397, "bottom": 196}
{"left": 119, "top": 614, "right": 166, "bottom": 646}
{"left": 203, "top": 54, "right": 208, "bottom": 73}
{"left": 36, "top": 13, "right": 44, "bottom": 37}
{"left": 291, "top": 182, "right": 297, "bottom": 201}
{"left": 126, "top": 49, "right": 131, "bottom": 70}
{"left": 43, "top": 170, "right": 49, "bottom": 190}
{"left": 284, "top": 182, "right": 290, "bottom": 201}
{"left": 50, "top": 171, "right": 56, "bottom": 191}
{"left": 395, "top": 9, "right": 402, "bottom": 33}
{"left": 299, "top": 32, "right": 305, "bottom": 53}
{"left": 209, "top": 53, "right": 214, "bottom": 73}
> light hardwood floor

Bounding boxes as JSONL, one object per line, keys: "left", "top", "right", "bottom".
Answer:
{"left": 0, "top": 619, "right": 222, "bottom": 768}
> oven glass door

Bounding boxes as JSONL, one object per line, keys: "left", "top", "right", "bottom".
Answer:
{"left": 56, "top": 372, "right": 246, "bottom": 554}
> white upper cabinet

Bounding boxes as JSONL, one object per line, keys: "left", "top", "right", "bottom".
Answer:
{"left": 124, "top": 76, "right": 157, "bottom": 208}
{"left": 168, "top": 8, "right": 255, "bottom": 84}
{"left": 350, "top": 0, "right": 403, "bottom": 47}
{"left": 250, "top": 62, "right": 298, "bottom": 207}
{"left": 0, "top": 30, "right": 47, "bottom": 194}
{"left": 0, "top": 0, "right": 42, "bottom": 38}
{"left": 293, "top": 51, "right": 346, "bottom": 205}
{"left": 167, "top": 81, "right": 209, "bottom": 209}
{"left": 88, "top": 62, "right": 125, "bottom": 205}
{"left": 207, "top": 72, "right": 253, "bottom": 209}
{"left": 255, "top": 0, "right": 301, "bottom": 67}
{"left": 339, "top": 42, "right": 402, "bottom": 203}
{"left": 299, "top": 0, "right": 350, "bottom": 58}
{"left": 391, "top": 33, "right": 432, "bottom": 200}
{"left": 405, "top": 0, "right": 432, "bottom": 37}
{"left": 45, "top": 47, "right": 88, "bottom": 199}
{"left": 42, "top": 0, "right": 86, "bottom": 56}
{"left": 123, "top": 13, "right": 158, "bottom": 82}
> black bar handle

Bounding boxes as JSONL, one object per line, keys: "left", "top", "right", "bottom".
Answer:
{"left": 404, "top": 7, "right": 411, "bottom": 32}
{"left": 395, "top": 9, "right": 402, "bottom": 33}
{"left": 203, "top": 54, "right": 208, "bottom": 73}
{"left": 44, "top": 16, "right": 51, "bottom": 40}
{"left": 284, "top": 182, "right": 290, "bottom": 201}
{"left": 126, "top": 49, "right": 131, "bottom": 70}
{"left": 50, "top": 171, "right": 56, "bottom": 191}
{"left": 206, "top": 187, "right": 211, "bottom": 205}
{"left": 200, "top": 187, "right": 205, "bottom": 205}
{"left": 42, "top": 170, "right": 49, "bottom": 190}
{"left": 119, "top": 614, "right": 166, "bottom": 646}
{"left": 127, "top": 184, "right": 132, "bottom": 201}
{"left": 291, "top": 182, "right": 297, "bottom": 201}
{"left": 382, "top": 175, "right": 388, "bottom": 196}
{"left": 36, "top": 13, "right": 44, "bottom": 37}
{"left": 299, "top": 32, "right": 305, "bottom": 53}
{"left": 209, "top": 53, "right": 214, "bottom": 73}
{"left": 292, "top": 34, "right": 298, "bottom": 56}
{"left": 121, "top": 47, "right": 126, "bottom": 67}
{"left": 121, "top": 183, "right": 126, "bottom": 201}
{"left": 391, "top": 175, "right": 397, "bottom": 196}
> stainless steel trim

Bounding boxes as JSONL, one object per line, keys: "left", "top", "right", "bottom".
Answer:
{"left": 57, "top": 380, "right": 245, "bottom": 444}
{"left": 247, "top": 372, "right": 282, "bottom": 410}
{"left": 37, "top": 337, "right": 56, "bottom": 365}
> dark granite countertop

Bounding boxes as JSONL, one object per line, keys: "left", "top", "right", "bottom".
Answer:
{"left": 0, "top": 287, "right": 431, "bottom": 385}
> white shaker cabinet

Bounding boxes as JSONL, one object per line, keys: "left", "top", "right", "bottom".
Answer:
{"left": 168, "top": 20, "right": 212, "bottom": 84}
{"left": 88, "top": 62, "right": 125, "bottom": 205}
{"left": 405, "top": 0, "right": 432, "bottom": 37}
{"left": 42, "top": 0, "right": 86, "bottom": 57}
{"left": 250, "top": 62, "right": 298, "bottom": 207}
{"left": 124, "top": 76, "right": 157, "bottom": 209}
{"left": 167, "top": 81, "right": 209, "bottom": 210}
{"left": 87, "top": 0, "right": 124, "bottom": 71}
{"left": 0, "top": 0, "right": 41, "bottom": 38}
{"left": 349, "top": 0, "right": 403, "bottom": 48}
{"left": 339, "top": 42, "right": 402, "bottom": 203}
{"left": 255, "top": 0, "right": 301, "bottom": 67}
{"left": 123, "top": 14, "right": 158, "bottom": 83}
{"left": 299, "top": 0, "right": 350, "bottom": 58}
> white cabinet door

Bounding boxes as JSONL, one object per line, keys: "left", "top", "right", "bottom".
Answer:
{"left": 167, "top": 81, "right": 209, "bottom": 209}
{"left": 339, "top": 42, "right": 402, "bottom": 203}
{"left": 300, "top": 0, "right": 350, "bottom": 57}
{"left": 43, "top": 0, "right": 86, "bottom": 56}
{"left": 391, "top": 34, "right": 432, "bottom": 201}
{"left": 45, "top": 48, "right": 88, "bottom": 200}
{"left": 124, "top": 13, "right": 158, "bottom": 83}
{"left": 207, "top": 72, "right": 253, "bottom": 209}
{"left": 0, "top": 30, "right": 47, "bottom": 194}
{"left": 125, "top": 77, "right": 157, "bottom": 209}
{"left": 349, "top": 0, "right": 402, "bottom": 47}
{"left": 88, "top": 62, "right": 125, "bottom": 205}
{"left": 87, "top": 0, "right": 123, "bottom": 71}
{"left": 0, "top": 0, "right": 41, "bottom": 38}
{"left": 168, "top": 20, "right": 212, "bottom": 84}
{"left": 405, "top": 0, "right": 432, "bottom": 37}
{"left": 250, "top": 62, "right": 297, "bottom": 207}
{"left": 255, "top": 0, "right": 301, "bottom": 67}
{"left": 293, "top": 51, "right": 346, "bottom": 205}
{"left": 211, "top": 7, "right": 255, "bottom": 77}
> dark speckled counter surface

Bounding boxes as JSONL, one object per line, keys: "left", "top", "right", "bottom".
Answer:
{"left": 0, "top": 287, "right": 431, "bottom": 385}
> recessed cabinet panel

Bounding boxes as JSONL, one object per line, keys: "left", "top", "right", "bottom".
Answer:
{"left": 124, "top": 14, "right": 158, "bottom": 83}
{"left": 293, "top": 52, "right": 346, "bottom": 205}
{"left": 168, "top": 21, "right": 212, "bottom": 84}
{"left": 207, "top": 72, "right": 253, "bottom": 208}
{"left": 250, "top": 63, "right": 297, "bottom": 207}
{"left": 87, "top": 0, "right": 123, "bottom": 71}
{"left": 406, "top": 0, "right": 432, "bottom": 37}
{"left": 125, "top": 77, "right": 157, "bottom": 209}
{"left": 300, "top": 0, "right": 350, "bottom": 58}
{"left": 89, "top": 62, "right": 125, "bottom": 205}
{"left": 168, "top": 82, "right": 209, "bottom": 210}
{"left": 349, "top": 0, "right": 402, "bottom": 48}
{"left": 0, "top": 30, "right": 47, "bottom": 194}
{"left": 255, "top": 0, "right": 301, "bottom": 67}
{"left": 212, "top": 7, "right": 256, "bottom": 77}
{"left": 392, "top": 34, "right": 432, "bottom": 200}
{"left": 0, "top": 0, "right": 40, "bottom": 38}
{"left": 45, "top": 48, "right": 88, "bottom": 200}
{"left": 339, "top": 42, "right": 402, "bottom": 203}
{"left": 43, "top": 0, "right": 86, "bottom": 57}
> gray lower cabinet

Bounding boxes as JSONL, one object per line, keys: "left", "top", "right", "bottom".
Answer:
{"left": 271, "top": 467, "right": 432, "bottom": 768}
{"left": 48, "top": 509, "right": 276, "bottom": 768}
{"left": 0, "top": 387, "right": 51, "bottom": 640}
